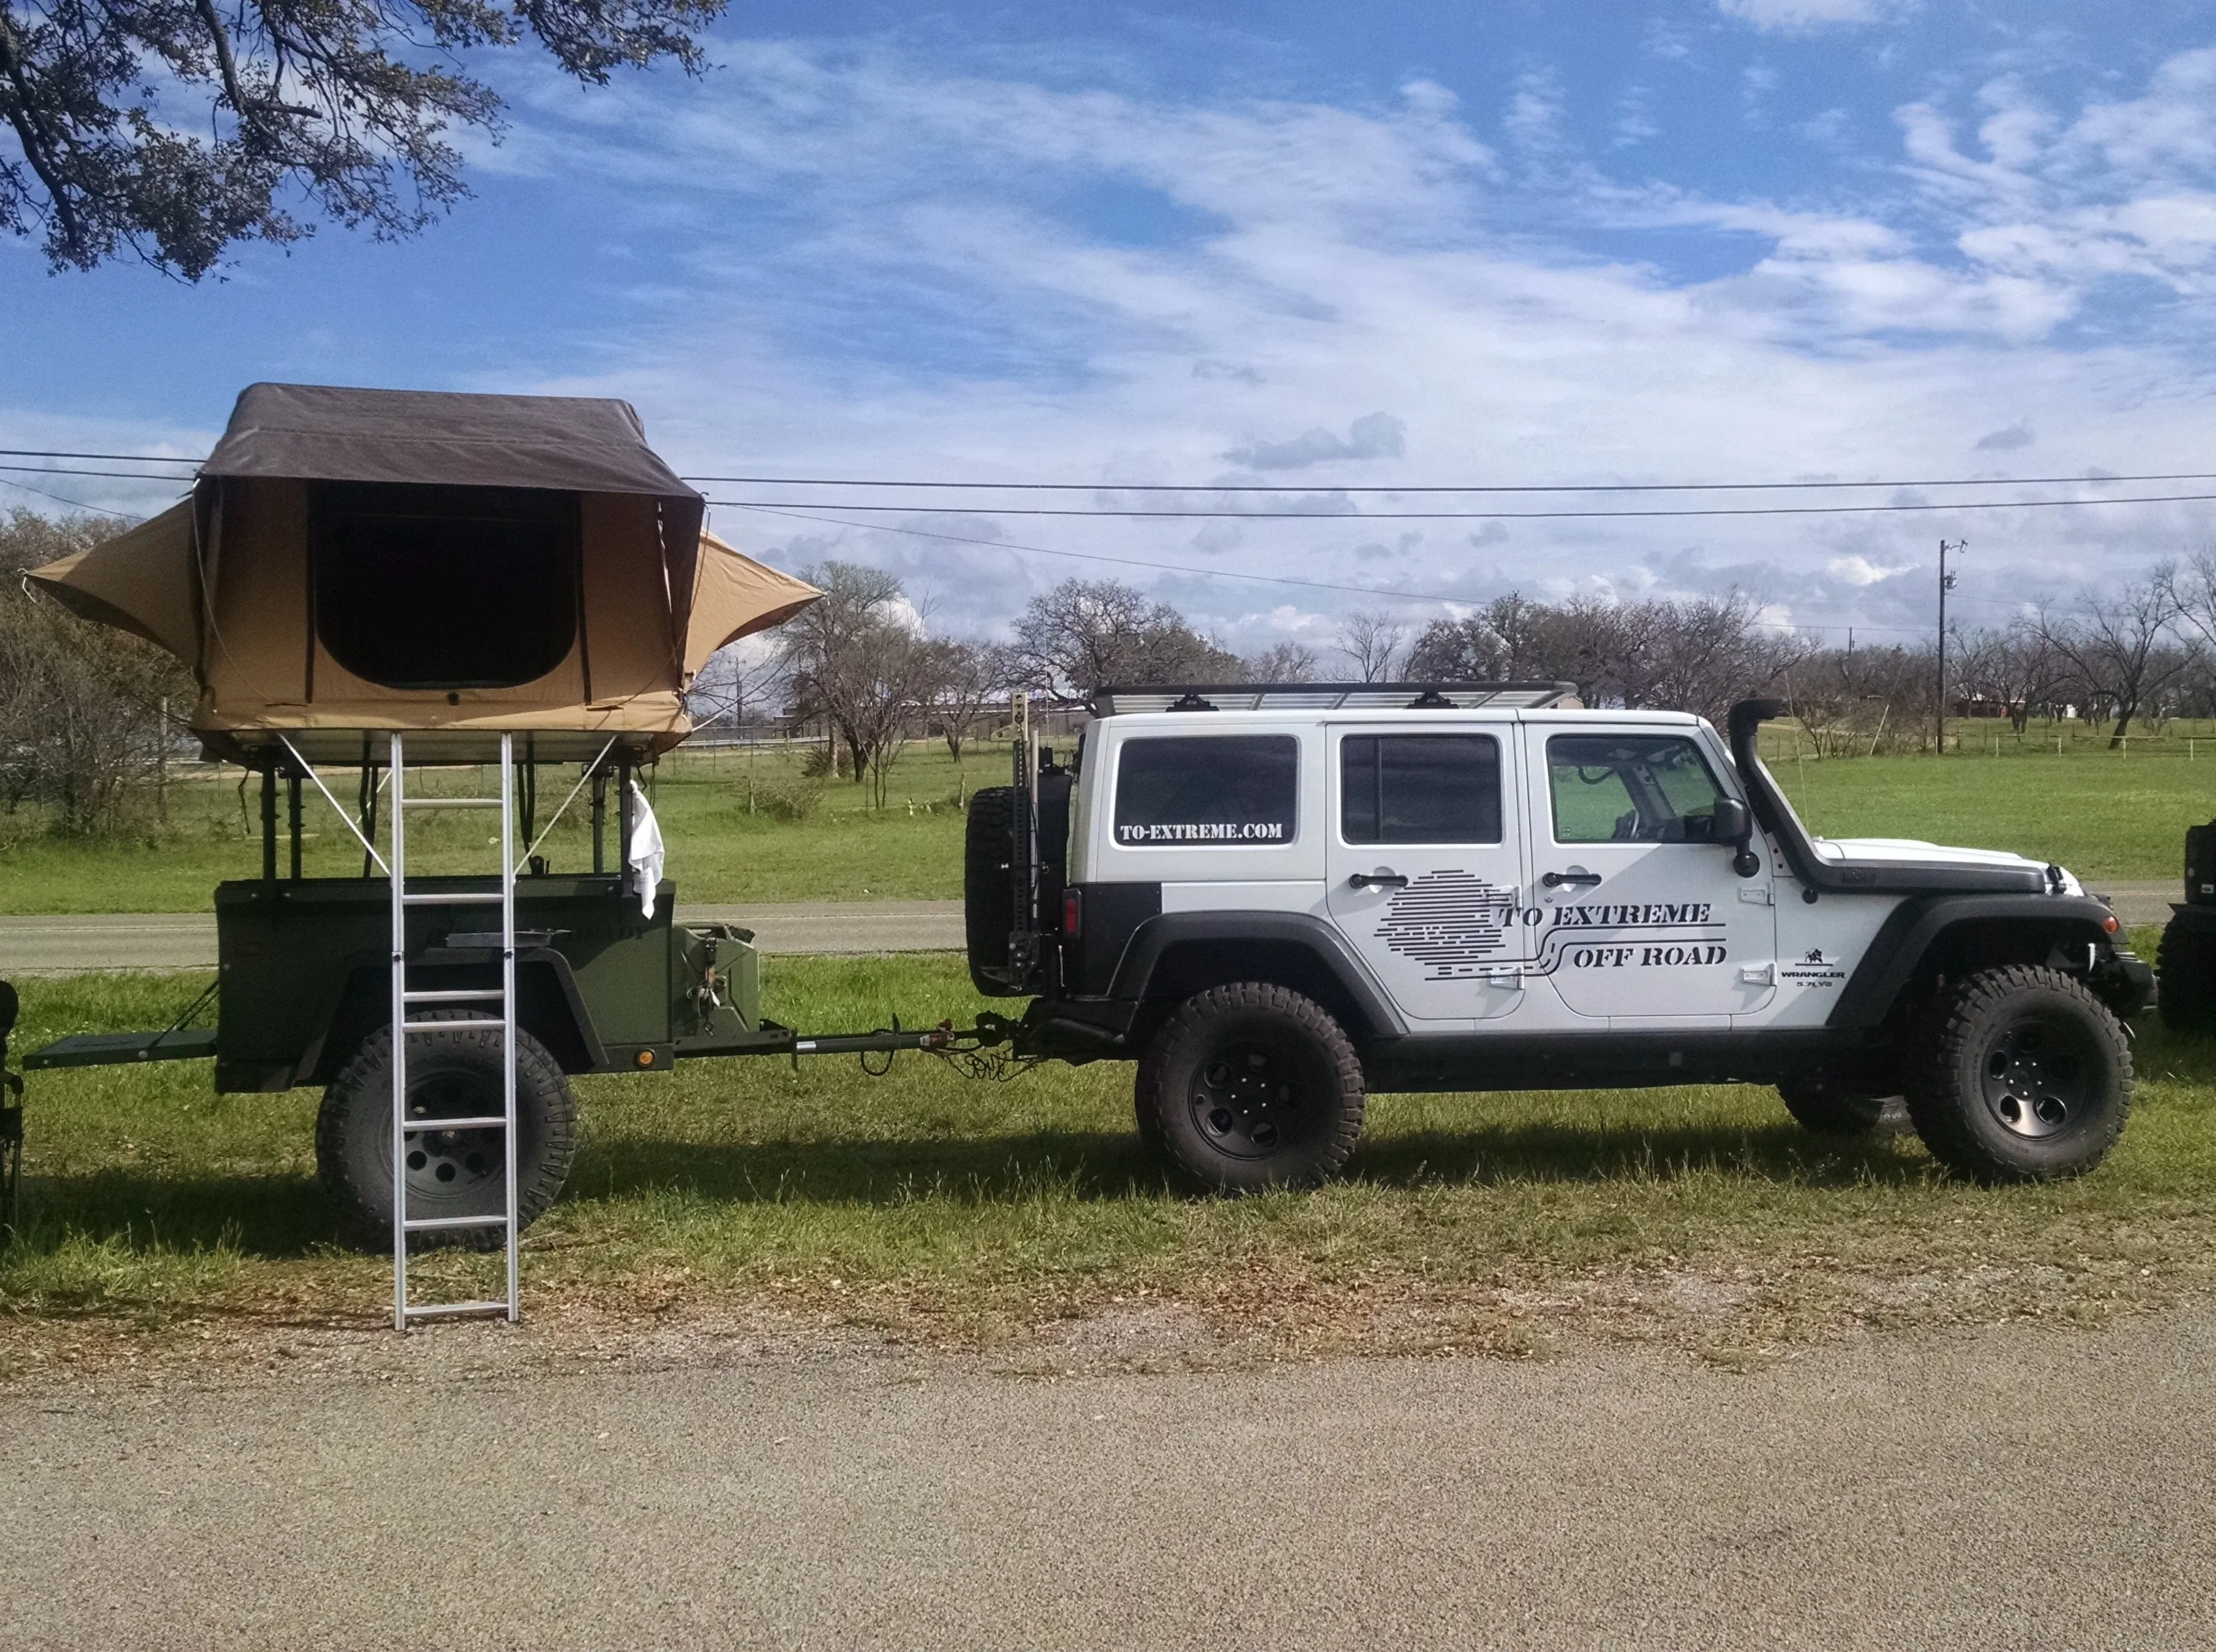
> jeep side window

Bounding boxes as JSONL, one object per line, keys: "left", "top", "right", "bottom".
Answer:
{"left": 1113, "top": 735, "right": 1298, "bottom": 847}
{"left": 1340, "top": 734, "right": 1502, "bottom": 845}
{"left": 1547, "top": 734, "right": 1731, "bottom": 844}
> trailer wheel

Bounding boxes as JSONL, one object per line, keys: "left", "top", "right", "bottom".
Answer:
{"left": 1136, "top": 984, "right": 1366, "bottom": 1193}
{"left": 316, "top": 1013, "right": 577, "bottom": 1250}
{"left": 1904, "top": 966, "right": 2132, "bottom": 1184}
{"left": 1776, "top": 1076, "right": 1909, "bottom": 1137}
{"left": 2157, "top": 917, "right": 2216, "bottom": 1035}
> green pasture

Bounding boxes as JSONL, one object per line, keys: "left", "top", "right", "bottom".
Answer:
{"left": 8, "top": 943, "right": 2215, "bottom": 1361}
{"left": 4, "top": 722, "right": 2213, "bottom": 916}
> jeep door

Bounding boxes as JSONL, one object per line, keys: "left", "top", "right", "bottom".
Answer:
{"left": 1522, "top": 726, "right": 1776, "bottom": 1024}
{"left": 1323, "top": 726, "right": 1530, "bottom": 1024}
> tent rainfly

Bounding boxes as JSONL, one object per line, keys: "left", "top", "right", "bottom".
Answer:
{"left": 27, "top": 383, "right": 820, "bottom": 763}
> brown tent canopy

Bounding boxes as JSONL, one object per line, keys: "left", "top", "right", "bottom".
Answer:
{"left": 27, "top": 384, "right": 818, "bottom": 763}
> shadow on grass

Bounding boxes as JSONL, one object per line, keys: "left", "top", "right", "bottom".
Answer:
{"left": 6, "top": 1169, "right": 344, "bottom": 1261}
{"left": 8, "top": 1118, "right": 1930, "bottom": 1264}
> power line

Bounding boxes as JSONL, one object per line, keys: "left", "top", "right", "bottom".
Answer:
{"left": 709, "top": 490, "right": 2216, "bottom": 522}
{"left": 7, "top": 444, "right": 2216, "bottom": 497}
{"left": 0, "top": 462, "right": 196, "bottom": 481}
{"left": 688, "top": 470, "right": 2216, "bottom": 493}
{"left": 0, "top": 449, "right": 199, "bottom": 465}
{"left": 0, "top": 474, "right": 135, "bottom": 517}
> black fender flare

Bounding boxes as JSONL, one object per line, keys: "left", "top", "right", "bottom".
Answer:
{"left": 1106, "top": 911, "right": 1409, "bottom": 1038}
{"left": 1829, "top": 894, "right": 2122, "bottom": 1028}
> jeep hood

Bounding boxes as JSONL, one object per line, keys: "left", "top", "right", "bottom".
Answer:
{"left": 1810, "top": 837, "right": 2078, "bottom": 893}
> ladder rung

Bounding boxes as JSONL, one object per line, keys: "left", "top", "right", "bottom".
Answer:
{"left": 403, "top": 1213, "right": 511, "bottom": 1231}
{"left": 404, "top": 1301, "right": 514, "bottom": 1319}
{"left": 402, "top": 892, "right": 502, "bottom": 905}
{"left": 404, "top": 1018, "right": 507, "bottom": 1033}
{"left": 402, "top": 989, "right": 505, "bottom": 1003}
{"left": 404, "top": 1114, "right": 510, "bottom": 1131}
{"left": 402, "top": 797, "right": 503, "bottom": 808}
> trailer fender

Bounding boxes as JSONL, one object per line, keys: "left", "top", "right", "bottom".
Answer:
{"left": 297, "top": 948, "right": 606, "bottom": 1084}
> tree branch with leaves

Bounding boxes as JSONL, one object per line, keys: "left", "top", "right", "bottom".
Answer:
{"left": 0, "top": 0, "right": 724, "bottom": 277}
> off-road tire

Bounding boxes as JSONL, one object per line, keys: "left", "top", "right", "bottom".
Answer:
{"left": 316, "top": 1012, "right": 578, "bottom": 1250}
{"left": 965, "top": 785, "right": 1019, "bottom": 996}
{"left": 1776, "top": 1077, "right": 1909, "bottom": 1137}
{"left": 2157, "top": 917, "right": 2216, "bottom": 1035}
{"left": 1135, "top": 984, "right": 1366, "bottom": 1193}
{"left": 1904, "top": 966, "right": 2132, "bottom": 1184}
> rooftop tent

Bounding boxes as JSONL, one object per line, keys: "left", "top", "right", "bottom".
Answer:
{"left": 25, "top": 383, "right": 819, "bottom": 763}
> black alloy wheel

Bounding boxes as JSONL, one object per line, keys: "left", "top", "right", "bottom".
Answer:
{"left": 1135, "top": 984, "right": 1366, "bottom": 1192}
{"left": 1905, "top": 965, "right": 2132, "bottom": 1184}
{"left": 1977, "top": 1016, "right": 2098, "bottom": 1139}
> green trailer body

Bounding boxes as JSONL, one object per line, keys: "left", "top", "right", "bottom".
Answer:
{"left": 28, "top": 875, "right": 767, "bottom": 1088}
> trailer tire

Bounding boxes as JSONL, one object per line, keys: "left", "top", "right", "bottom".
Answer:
{"left": 2157, "top": 917, "right": 2216, "bottom": 1035}
{"left": 965, "top": 785, "right": 1021, "bottom": 996}
{"left": 1904, "top": 965, "right": 2131, "bottom": 1184}
{"left": 316, "top": 1013, "right": 577, "bottom": 1250}
{"left": 1136, "top": 984, "right": 1366, "bottom": 1193}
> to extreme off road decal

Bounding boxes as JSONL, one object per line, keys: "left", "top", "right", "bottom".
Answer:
{"left": 1116, "top": 821, "right": 1289, "bottom": 844}
{"left": 1375, "top": 869, "right": 1728, "bottom": 982}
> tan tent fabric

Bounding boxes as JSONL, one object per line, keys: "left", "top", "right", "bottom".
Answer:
{"left": 684, "top": 531, "right": 822, "bottom": 678}
{"left": 20, "top": 385, "right": 820, "bottom": 764}
{"left": 25, "top": 499, "right": 200, "bottom": 664}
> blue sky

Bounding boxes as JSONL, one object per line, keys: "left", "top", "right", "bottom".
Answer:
{"left": 7, "top": 1, "right": 2216, "bottom": 653}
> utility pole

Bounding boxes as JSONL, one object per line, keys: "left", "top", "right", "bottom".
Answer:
{"left": 1937, "top": 539, "right": 1965, "bottom": 755}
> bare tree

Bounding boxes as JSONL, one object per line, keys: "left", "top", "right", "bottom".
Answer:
{"left": 1, "top": 508, "right": 193, "bottom": 833}
{"left": 1012, "top": 579, "right": 1240, "bottom": 696}
{"left": 1242, "top": 641, "right": 1319, "bottom": 683}
{"left": 779, "top": 562, "right": 927, "bottom": 800}
{"left": 2038, "top": 573, "right": 2193, "bottom": 748}
{"left": 920, "top": 638, "right": 1014, "bottom": 803}
{"left": 1333, "top": 609, "right": 1405, "bottom": 681}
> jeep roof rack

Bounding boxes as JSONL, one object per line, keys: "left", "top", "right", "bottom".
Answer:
{"left": 1091, "top": 681, "right": 1581, "bottom": 716}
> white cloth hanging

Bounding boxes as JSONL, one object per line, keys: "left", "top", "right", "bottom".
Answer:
{"left": 628, "top": 781, "right": 666, "bottom": 919}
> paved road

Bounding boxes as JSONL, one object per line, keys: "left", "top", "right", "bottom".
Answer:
{"left": 0, "top": 901, "right": 964, "bottom": 974}
{"left": 6, "top": 1308, "right": 2215, "bottom": 1649}
{"left": 0, "top": 884, "right": 2177, "bottom": 975}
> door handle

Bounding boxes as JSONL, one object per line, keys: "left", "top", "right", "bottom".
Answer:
{"left": 1542, "top": 870, "right": 1603, "bottom": 888}
{"left": 1347, "top": 871, "right": 1411, "bottom": 890}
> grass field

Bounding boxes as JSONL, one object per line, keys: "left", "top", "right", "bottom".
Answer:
{"left": 3, "top": 723, "right": 2211, "bottom": 916}
{"left": 9, "top": 943, "right": 2215, "bottom": 1367}
{"left": 0, "top": 741, "right": 983, "bottom": 913}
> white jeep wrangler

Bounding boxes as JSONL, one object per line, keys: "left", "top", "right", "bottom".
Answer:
{"left": 965, "top": 684, "right": 2152, "bottom": 1191}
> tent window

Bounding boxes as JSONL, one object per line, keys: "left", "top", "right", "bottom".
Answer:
{"left": 312, "top": 483, "right": 579, "bottom": 691}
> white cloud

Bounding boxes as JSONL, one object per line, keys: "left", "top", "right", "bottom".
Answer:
{"left": 338, "top": 44, "right": 2216, "bottom": 637}
{"left": 1717, "top": 0, "right": 1891, "bottom": 33}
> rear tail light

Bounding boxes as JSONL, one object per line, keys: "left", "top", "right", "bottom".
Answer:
{"left": 1062, "top": 887, "right": 1083, "bottom": 939}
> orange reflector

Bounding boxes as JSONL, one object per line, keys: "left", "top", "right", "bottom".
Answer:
{"left": 2104, "top": 915, "right": 2119, "bottom": 933}
{"left": 637, "top": 1049, "right": 656, "bottom": 1066}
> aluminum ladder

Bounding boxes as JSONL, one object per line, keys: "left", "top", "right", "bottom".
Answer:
{"left": 388, "top": 731, "right": 521, "bottom": 1329}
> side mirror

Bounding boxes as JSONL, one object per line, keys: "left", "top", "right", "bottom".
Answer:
{"left": 1711, "top": 797, "right": 1761, "bottom": 877}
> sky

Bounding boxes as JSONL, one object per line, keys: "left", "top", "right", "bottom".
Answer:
{"left": 7, "top": 0, "right": 2216, "bottom": 660}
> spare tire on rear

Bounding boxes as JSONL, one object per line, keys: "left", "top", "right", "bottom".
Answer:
{"left": 965, "top": 785, "right": 1021, "bottom": 995}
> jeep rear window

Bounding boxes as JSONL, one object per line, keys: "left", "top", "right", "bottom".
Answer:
{"left": 1547, "top": 734, "right": 1731, "bottom": 843}
{"left": 1340, "top": 734, "right": 1502, "bottom": 845}
{"left": 1113, "top": 736, "right": 1298, "bottom": 847}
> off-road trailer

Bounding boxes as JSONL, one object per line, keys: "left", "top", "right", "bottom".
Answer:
{"left": 0, "top": 383, "right": 1010, "bottom": 1327}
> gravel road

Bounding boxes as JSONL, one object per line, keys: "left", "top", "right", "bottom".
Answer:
{"left": 0, "top": 883, "right": 2174, "bottom": 975}
{"left": 7, "top": 1307, "right": 2215, "bottom": 1649}
{"left": 0, "top": 900, "right": 965, "bottom": 973}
